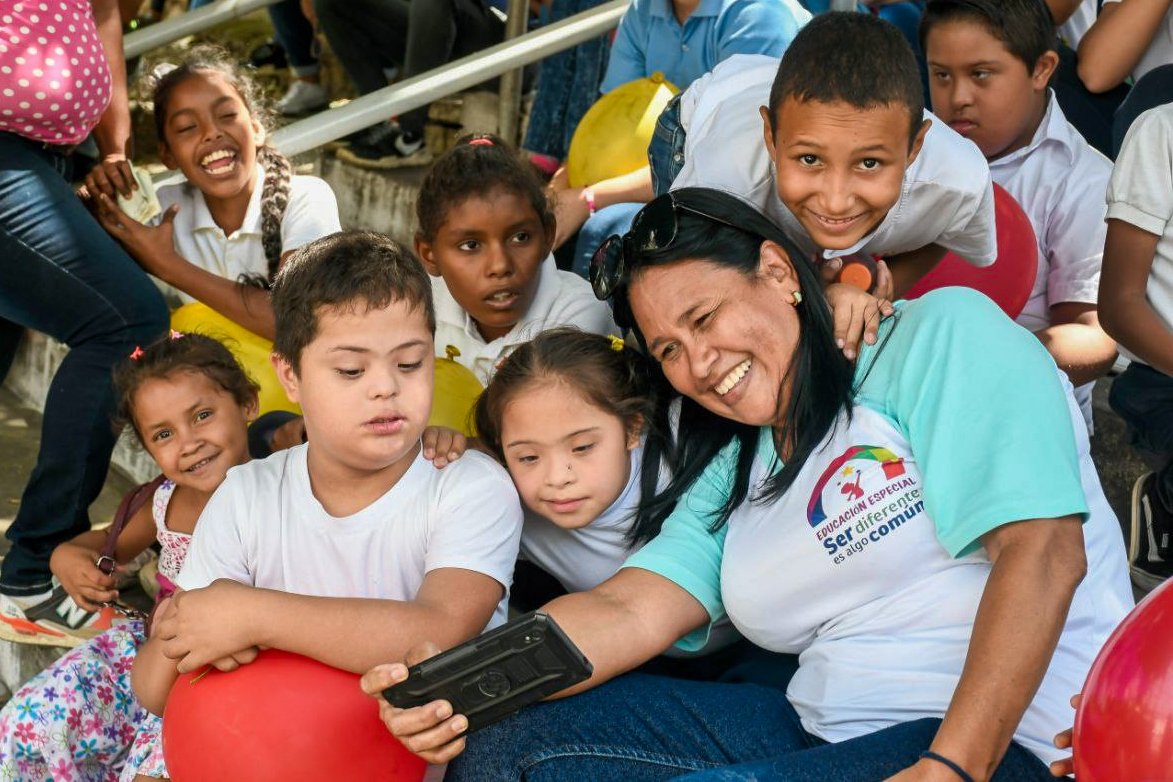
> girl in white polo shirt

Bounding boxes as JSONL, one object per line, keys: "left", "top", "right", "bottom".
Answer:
{"left": 95, "top": 47, "right": 341, "bottom": 342}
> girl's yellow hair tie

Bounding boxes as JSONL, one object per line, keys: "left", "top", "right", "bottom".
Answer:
{"left": 608, "top": 334, "right": 625, "bottom": 352}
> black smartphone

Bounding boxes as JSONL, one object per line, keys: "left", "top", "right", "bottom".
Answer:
{"left": 383, "top": 611, "right": 592, "bottom": 734}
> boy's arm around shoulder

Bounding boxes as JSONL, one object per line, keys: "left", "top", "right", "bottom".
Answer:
{"left": 164, "top": 454, "right": 524, "bottom": 675}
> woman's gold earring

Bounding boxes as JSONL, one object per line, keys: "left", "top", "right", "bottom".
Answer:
{"left": 792, "top": 290, "right": 803, "bottom": 306}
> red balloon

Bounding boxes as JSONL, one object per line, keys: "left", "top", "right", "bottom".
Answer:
{"left": 163, "top": 649, "right": 427, "bottom": 782}
{"left": 903, "top": 183, "right": 1038, "bottom": 319}
{"left": 1073, "top": 578, "right": 1173, "bottom": 781}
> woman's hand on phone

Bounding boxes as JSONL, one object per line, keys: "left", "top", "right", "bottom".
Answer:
{"left": 361, "top": 641, "right": 471, "bottom": 764}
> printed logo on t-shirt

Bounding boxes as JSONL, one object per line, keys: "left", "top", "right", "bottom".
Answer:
{"left": 807, "top": 444, "right": 925, "bottom": 565}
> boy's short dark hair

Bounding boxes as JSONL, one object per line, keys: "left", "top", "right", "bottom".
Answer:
{"left": 919, "top": 0, "right": 1057, "bottom": 74}
{"left": 767, "top": 12, "right": 924, "bottom": 145}
{"left": 272, "top": 230, "right": 436, "bottom": 371}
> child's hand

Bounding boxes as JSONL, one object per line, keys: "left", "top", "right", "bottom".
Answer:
{"left": 271, "top": 415, "right": 308, "bottom": 452}
{"left": 422, "top": 426, "right": 468, "bottom": 468}
{"left": 49, "top": 542, "right": 118, "bottom": 611}
{"left": 1049, "top": 693, "right": 1081, "bottom": 777}
{"left": 155, "top": 579, "right": 261, "bottom": 673}
{"left": 95, "top": 195, "right": 180, "bottom": 277}
{"left": 824, "top": 281, "right": 895, "bottom": 361}
{"left": 360, "top": 642, "right": 470, "bottom": 764}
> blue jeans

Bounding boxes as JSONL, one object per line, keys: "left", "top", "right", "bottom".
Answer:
{"left": 269, "top": 0, "right": 320, "bottom": 75}
{"left": 572, "top": 202, "right": 642, "bottom": 279}
{"left": 446, "top": 671, "right": 1051, "bottom": 781}
{"left": 1110, "top": 362, "right": 1173, "bottom": 512}
{"left": 522, "top": 0, "right": 612, "bottom": 159}
{"left": 0, "top": 133, "right": 168, "bottom": 594}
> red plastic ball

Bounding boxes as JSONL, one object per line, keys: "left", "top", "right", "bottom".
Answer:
{"left": 1073, "top": 578, "right": 1173, "bottom": 781}
{"left": 903, "top": 183, "right": 1038, "bottom": 319}
{"left": 163, "top": 649, "right": 427, "bottom": 782}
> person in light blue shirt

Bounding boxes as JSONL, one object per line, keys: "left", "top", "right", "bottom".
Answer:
{"left": 599, "top": 0, "right": 809, "bottom": 93}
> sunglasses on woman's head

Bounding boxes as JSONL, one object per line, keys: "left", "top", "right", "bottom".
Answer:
{"left": 589, "top": 192, "right": 745, "bottom": 302}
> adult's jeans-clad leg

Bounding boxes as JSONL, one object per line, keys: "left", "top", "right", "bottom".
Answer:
{"left": 445, "top": 672, "right": 811, "bottom": 781}
{"left": 674, "top": 717, "right": 1052, "bottom": 781}
{"left": 268, "top": 0, "right": 319, "bottom": 75}
{"left": 572, "top": 202, "right": 641, "bottom": 279}
{"left": 0, "top": 133, "right": 169, "bottom": 595}
{"left": 521, "top": 0, "right": 611, "bottom": 160}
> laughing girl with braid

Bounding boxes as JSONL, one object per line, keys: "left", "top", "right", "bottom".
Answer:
{"left": 94, "top": 47, "right": 341, "bottom": 343}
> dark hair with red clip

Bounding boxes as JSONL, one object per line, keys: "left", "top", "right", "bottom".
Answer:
{"left": 112, "top": 332, "right": 259, "bottom": 446}
{"left": 416, "top": 132, "right": 555, "bottom": 241}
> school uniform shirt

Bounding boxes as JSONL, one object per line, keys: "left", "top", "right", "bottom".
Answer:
{"left": 624, "top": 288, "right": 1132, "bottom": 766}
{"left": 1106, "top": 103, "right": 1173, "bottom": 364}
{"left": 156, "top": 167, "right": 341, "bottom": 304}
{"left": 1101, "top": 0, "right": 1173, "bottom": 83}
{"left": 989, "top": 91, "right": 1110, "bottom": 432}
{"left": 599, "top": 0, "right": 809, "bottom": 94}
{"left": 430, "top": 254, "right": 619, "bottom": 385}
{"left": 672, "top": 55, "right": 997, "bottom": 266}
{"left": 177, "top": 445, "right": 524, "bottom": 629}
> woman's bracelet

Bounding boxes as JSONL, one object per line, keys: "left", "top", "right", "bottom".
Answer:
{"left": 919, "top": 750, "right": 975, "bottom": 782}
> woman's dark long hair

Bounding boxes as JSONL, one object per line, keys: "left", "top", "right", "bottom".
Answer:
{"left": 619, "top": 188, "right": 857, "bottom": 543}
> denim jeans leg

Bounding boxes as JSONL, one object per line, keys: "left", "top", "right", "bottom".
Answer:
{"left": 0, "top": 134, "right": 169, "bottom": 593}
{"left": 674, "top": 717, "right": 1052, "bottom": 781}
{"left": 522, "top": 0, "right": 611, "bottom": 159}
{"left": 447, "top": 672, "right": 808, "bottom": 781}
{"left": 268, "top": 0, "right": 319, "bottom": 75}
{"left": 649, "top": 93, "right": 685, "bottom": 197}
{"left": 572, "top": 202, "right": 642, "bottom": 279}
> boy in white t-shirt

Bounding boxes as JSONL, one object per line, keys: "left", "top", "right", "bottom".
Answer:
{"left": 1099, "top": 104, "right": 1173, "bottom": 592}
{"left": 921, "top": 0, "right": 1118, "bottom": 432}
{"left": 131, "top": 230, "right": 523, "bottom": 715}
{"left": 414, "top": 135, "right": 618, "bottom": 384}
{"left": 670, "top": 12, "right": 997, "bottom": 295}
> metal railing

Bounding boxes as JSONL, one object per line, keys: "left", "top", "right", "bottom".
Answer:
{"left": 269, "top": 0, "right": 627, "bottom": 158}
{"left": 124, "top": 0, "right": 282, "bottom": 60}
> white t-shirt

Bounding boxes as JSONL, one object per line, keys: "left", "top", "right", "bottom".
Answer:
{"left": 989, "top": 91, "right": 1110, "bottom": 430}
{"left": 431, "top": 254, "right": 619, "bottom": 384}
{"left": 1106, "top": 103, "right": 1173, "bottom": 364}
{"left": 672, "top": 54, "right": 997, "bottom": 265}
{"left": 177, "top": 444, "right": 524, "bottom": 629}
{"left": 1101, "top": 0, "right": 1173, "bottom": 83}
{"left": 157, "top": 167, "right": 341, "bottom": 304}
{"left": 626, "top": 289, "right": 1132, "bottom": 766}
{"left": 521, "top": 443, "right": 741, "bottom": 656}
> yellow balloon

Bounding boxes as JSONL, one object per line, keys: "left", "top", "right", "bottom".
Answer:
{"left": 566, "top": 72, "right": 680, "bottom": 188}
{"left": 170, "top": 302, "right": 301, "bottom": 416}
{"left": 429, "top": 345, "right": 483, "bottom": 436}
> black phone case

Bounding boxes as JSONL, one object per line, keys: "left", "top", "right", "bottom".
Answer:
{"left": 383, "top": 611, "right": 592, "bottom": 734}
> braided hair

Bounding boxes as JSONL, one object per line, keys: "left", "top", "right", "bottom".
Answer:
{"left": 148, "top": 46, "right": 292, "bottom": 285}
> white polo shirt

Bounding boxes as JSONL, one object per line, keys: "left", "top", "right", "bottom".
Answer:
{"left": 1101, "top": 0, "right": 1173, "bottom": 83}
{"left": 157, "top": 166, "right": 341, "bottom": 304}
{"left": 989, "top": 91, "right": 1110, "bottom": 431}
{"left": 430, "top": 254, "right": 619, "bottom": 384}
{"left": 1107, "top": 103, "right": 1173, "bottom": 364}
{"left": 672, "top": 54, "right": 996, "bottom": 265}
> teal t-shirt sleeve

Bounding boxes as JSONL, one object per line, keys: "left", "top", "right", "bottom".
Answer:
{"left": 622, "top": 439, "right": 734, "bottom": 652}
{"left": 854, "top": 288, "right": 1089, "bottom": 557}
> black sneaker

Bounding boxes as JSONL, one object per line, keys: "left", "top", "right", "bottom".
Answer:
{"left": 1129, "top": 472, "right": 1173, "bottom": 593}
{"left": 248, "top": 39, "right": 288, "bottom": 71}
{"left": 336, "top": 125, "right": 430, "bottom": 169}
